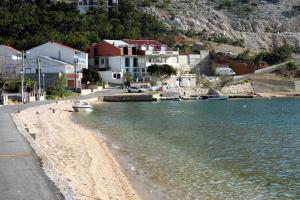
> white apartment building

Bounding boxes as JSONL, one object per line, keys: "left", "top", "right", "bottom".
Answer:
{"left": 25, "top": 42, "right": 88, "bottom": 89}
{"left": 0, "top": 45, "right": 22, "bottom": 79}
{"left": 77, "top": 0, "right": 119, "bottom": 13}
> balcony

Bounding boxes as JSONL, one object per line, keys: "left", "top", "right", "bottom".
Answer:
{"left": 145, "top": 50, "right": 179, "bottom": 56}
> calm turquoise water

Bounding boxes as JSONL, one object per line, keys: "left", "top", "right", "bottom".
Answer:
{"left": 74, "top": 99, "right": 300, "bottom": 199}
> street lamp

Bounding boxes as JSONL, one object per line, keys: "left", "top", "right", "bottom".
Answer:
{"left": 74, "top": 57, "right": 78, "bottom": 91}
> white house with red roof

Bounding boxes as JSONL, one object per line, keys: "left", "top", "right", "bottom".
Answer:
{"left": 87, "top": 39, "right": 179, "bottom": 84}
{"left": 123, "top": 39, "right": 180, "bottom": 69}
{"left": 0, "top": 45, "right": 22, "bottom": 79}
{"left": 25, "top": 42, "right": 88, "bottom": 89}
{"left": 87, "top": 39, "right": 144, "bottom": 84}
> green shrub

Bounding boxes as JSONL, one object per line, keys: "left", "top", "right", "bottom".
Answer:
{"left": 147, "top": 64, "right": 177, "bottom": 78}
{"left": 254, "top": 44, "right": 293, "bottom": 65}
{"left": 219, "top": 75, "right": 234, "bottom": 87}
{"left": 46, "top": 73, "right": 75, "bottom": 99}
{"left": 286, "top": 61, "right": 299, "bottom": 71}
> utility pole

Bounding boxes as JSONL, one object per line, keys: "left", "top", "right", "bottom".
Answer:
{"left": 74, "top": 57, "right": 78, "bottom": 91}
{"left": 42, "top": 74, "right": 45, "bottom": 91}
{"left": 21, "top": 51, "right": 25, "bottom": 103}
{"left": 37, "top": 59, "right": 41, "bottom": 100}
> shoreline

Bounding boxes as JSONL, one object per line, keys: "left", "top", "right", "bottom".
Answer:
{"left": 70, "top": 108, "right": 170, "bottom": 200}
{"left": 13, "top": 100, "right": 142, "bottom": 200}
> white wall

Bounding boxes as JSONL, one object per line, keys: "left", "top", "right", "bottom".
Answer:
{"left": 25, "top": 57, "right": 74, "bottom": 74}
{"left": 100, "top": 71, "right": 123, "bottom": 84}
{"left": 108, "top": 56, "right": 122, "bottom": 71}
{"left": 27, "top": 42, "right": 88, "bottom": 70}
{"left": 0, "top": 46, "right": 22, "bottom": 75}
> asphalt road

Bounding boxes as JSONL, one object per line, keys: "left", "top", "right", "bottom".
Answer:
{"left": 0, "top": 89, "right": 123, "bottom": 200}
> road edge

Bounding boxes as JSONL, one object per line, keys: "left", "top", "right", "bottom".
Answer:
{"left": 11, "top": 111, "right": 80, "bottom": 200}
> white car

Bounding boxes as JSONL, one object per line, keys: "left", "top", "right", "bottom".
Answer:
{"left": 215, "top": 67, "right": 236, "bottom": 76}
{"left": 128, "top": 87, "right": 146, "bottom": 93}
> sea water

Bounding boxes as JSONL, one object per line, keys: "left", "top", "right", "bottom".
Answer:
{"left": 74, "top": 98, "right": 300, "bottom": 199}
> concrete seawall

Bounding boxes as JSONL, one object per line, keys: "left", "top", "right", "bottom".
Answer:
{"left": 103, "top": 94, "right": 157, "bottom": 102}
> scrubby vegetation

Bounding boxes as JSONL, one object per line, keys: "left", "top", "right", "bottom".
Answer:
{"left": 0, "top": 0, "right": 166, "bottom": 50}
{"left": 0, "top": 76, "right": 36, "bottom": 93}
{"left": 185, "top": 29, "right": 245, "bottom": 47}
{"left": 147, "top": 64, "right": 177, "bottom": 78}
{"left": 231, "top": 44, "right": 293, "bottom": 65}
{"left": 281, "top": 61, "right": 300, "bottom": 79}
{"left": 46, "top": 74, "right": 77, "bottom": 99}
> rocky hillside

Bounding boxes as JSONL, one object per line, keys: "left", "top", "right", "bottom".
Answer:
{"left": 142, "top": 0, "right": 300, "bottom": 51}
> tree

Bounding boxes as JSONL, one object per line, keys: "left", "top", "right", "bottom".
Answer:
{"left": 82, "top": 68, "right": 102, "bottom": 85}
{"left": 147, "top": 64, "right": 177, "bottom": 78}
{"left": 46, "top": 73, "right": 67, "bottom": 98}
{"left": 273, "top": 44, "right": 293, "bottom": 62}
{"left": 0, "top": 0, "right": 167, "bottom": 50}
{"left": 123, "top": 72, "right": 132, "bottom": 87}
{"left": 254, "top": 44, "right": 293, "bottom": 65}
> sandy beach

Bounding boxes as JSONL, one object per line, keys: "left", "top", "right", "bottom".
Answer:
{"left": 15, "top": 101, "right": 141, "bottom": 200}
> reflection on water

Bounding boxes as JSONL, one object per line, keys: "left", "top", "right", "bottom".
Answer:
{"left": 74, "top": 99, "right": 300, "bottom": 199}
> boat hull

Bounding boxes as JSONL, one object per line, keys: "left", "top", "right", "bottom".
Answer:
{"left": 72, "top": 106, "right": 93, "bottom": 112}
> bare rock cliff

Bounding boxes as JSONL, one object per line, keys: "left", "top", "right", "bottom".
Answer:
{"left": 142, "top": 0, "right": 300, "bottom": 50}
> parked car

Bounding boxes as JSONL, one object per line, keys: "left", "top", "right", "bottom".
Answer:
{"left": 214, "top": 67, "right": 236, "bottom": 76}
{"left": 128, "top": 87, "right": 146, "bottom": 93}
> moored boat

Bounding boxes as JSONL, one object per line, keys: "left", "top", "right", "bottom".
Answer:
{"left": 72, "top": 101, "right": 93, "bottom": 112}
{"left": 207, "top": 95, "right": 229, "bottom": 100}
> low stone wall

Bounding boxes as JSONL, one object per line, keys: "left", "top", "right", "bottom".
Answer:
{"left": 81, "top": 86, "right": 103, "bottom": 96}
{"left": 179, "top": 87, "right": 210, "bottom": 96}
{"left": 251, "top": 78, "right": 295, "bottom": 93}
{"left": 221, "top": 82, "right": 254, "bottom": 95}
{"left": 294, "top": 80, "right": 300, "bottom": 91}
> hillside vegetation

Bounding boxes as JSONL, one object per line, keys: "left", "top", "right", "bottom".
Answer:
{"left": 0, "top": 0, "right": 166, "bottom": 50}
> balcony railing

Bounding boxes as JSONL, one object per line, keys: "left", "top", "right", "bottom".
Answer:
{"left": 145, "top": 50, "right": 179, "bottom": 56}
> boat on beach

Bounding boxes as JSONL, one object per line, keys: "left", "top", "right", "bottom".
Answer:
{"left": 160, "top": 97, "right": 182, "bottom": 101}
{"left": 72, "top": 101, "right": 93, "bottom": 112}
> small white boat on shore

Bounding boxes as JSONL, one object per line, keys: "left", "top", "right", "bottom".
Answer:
{"left": 72, "top": 101, "right": 93, "bottom": 112}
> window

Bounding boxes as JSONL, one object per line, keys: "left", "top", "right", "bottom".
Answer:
{"left": 132, "top": 47, "right": 138, "bottom": 55}
{"left": 113, "top": 73, "right": 121, "bottom": 79}
{"left": 25, "top": 68, "right": 31, "bottom": 74}
{"left": 105, "top": 58, "right": 109, "bottom": 68}
{"left": 125, "top": 57, "right": 130, "bottom": 67}
{"left": 123, "top": 47, "right": 128, "bottom": 55}
{"left": 95, "top": 58, "right": 99, "bottom": 65}
{"left": 133, "top": 58, "right": 138, "bottom": 67}
{"left": 101, "top": 59, "right": 105, "bottom": 65}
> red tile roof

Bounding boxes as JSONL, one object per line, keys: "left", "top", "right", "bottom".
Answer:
{"left": 124, "top": 39, "right": 162, "bottom": 46}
